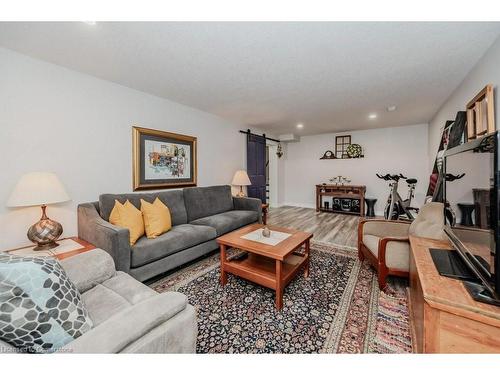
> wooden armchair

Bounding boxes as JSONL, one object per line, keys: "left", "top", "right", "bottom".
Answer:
{"left": 358, "top": 202, "right": 446, "bottom": 289}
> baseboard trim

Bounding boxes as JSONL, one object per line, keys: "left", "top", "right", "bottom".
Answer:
{"left": 278, "top": 203, "right": 386, "bottom": 218}
{"left": 280, "top": 202, "right": 316, "bottom": 209}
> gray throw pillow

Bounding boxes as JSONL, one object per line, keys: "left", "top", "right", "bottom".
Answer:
{"left": 0, "top": 254, "right": 93, "bottom": 353}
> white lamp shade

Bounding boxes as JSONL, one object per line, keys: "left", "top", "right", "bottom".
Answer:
{"left": 7, "top": 172, "right": 70, "bottom": 207}
{"left": 231, "top": 170, "right": 251, "bottom": 186}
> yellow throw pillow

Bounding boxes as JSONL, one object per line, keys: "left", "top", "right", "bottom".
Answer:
{"left": 140, "top": 197, "right": 172, "bottom": 239}
{"left": 109, "top": 199, "right": 145, "bottom": 246}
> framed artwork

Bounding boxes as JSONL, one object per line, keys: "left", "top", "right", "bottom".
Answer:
{"left": 132, "top": 126, "right": 197, "bottom": 190}
{"left": 466, "top": 84, "right": 495, "bottom": 141}
{"left": 447, "top": 111, "right": 467, "bottom": 149}
{"left": 335, "top": 135, "right": 351, "bottom": 158}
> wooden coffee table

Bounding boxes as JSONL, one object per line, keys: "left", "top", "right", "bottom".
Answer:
{"left": 216, "top": 223, "right": 313, "bottom": 310}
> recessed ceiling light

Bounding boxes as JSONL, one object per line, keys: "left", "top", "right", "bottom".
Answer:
{"left": 387, "top": 105, "right": 397, "bottom": 112}
{"left": 83, "top": 21, "right": 97, "bottom": 25}
{"left": 296, "top": 123, "right": 304, "bottom": 129}
{"left": 368, "top": 113, "right": 377, "bottom": 119}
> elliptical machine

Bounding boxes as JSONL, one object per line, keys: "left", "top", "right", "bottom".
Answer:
{"left": 376, "top": 173, "right": 419, "bottom": 220}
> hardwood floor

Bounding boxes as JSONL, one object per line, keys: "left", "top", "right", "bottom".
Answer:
{"left": 267, "top": 206, "right": 363, "bottom": 248}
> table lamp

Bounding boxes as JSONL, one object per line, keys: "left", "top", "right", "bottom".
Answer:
{"left": 7, "top": 172, "right": 70, "bottom": 250}
{"left": 231, "top": 170, "right": 251, "bottom": 197}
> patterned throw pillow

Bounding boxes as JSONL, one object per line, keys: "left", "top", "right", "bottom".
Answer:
{"left": 0, "top": 254, "right": 93, "bottom": 353}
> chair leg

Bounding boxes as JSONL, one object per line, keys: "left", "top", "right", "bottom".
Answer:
{"left": 378, "top": 269, "right": 387, "bottom": 290}
{"left": 358, "top": 244, "right": 365, "bottom": 261}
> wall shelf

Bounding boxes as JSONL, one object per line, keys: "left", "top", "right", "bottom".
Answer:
{"left": 319, "top": 154, "right": 364, "bottom": 160}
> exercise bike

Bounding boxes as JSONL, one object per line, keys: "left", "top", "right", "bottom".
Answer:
{"left": 377, "top": 173, "right": 419, "bottom": 220}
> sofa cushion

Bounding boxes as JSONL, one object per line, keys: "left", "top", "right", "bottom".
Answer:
{"left": 362, "top": 234, "right": 380, "bottom": 256}
{"left": 140, "top": 198, "right": 172, "bottom": 239}
{"left": 63, "top": 292, "right": 188, "bottom": 353}
{"left": 82, "top": 285, "right": 130, "bottom": 327}
{"left": 0, "top": 254, "right": 93, "bottom": 353}
{"left": 409, "top": 202, "right": 446, "bottom": 240}
{"left": 81, "top": 271, "right": 156, "bottom": 326}
{"left": 190, "top": 210, "right": 259, "bottom": 236}
{"left": 60, "top": 249, "right": 116, "bottom": 294}
{"left": 363, "top": 234, "right": 410, "bottom": 271}
{"left": 183, "top": 185, "right": 234, "bottom": 222}
{"left": 109, "top": 200, "right": 145, "bottom": 246}
{"left": 99, "top": 190, "right": 188, "bottom": 226}
{"left": 131, "top": 224, "right": 217, "bottom": 268}
{"left": 101, "top": 272, "right": 157, "bottom": 305}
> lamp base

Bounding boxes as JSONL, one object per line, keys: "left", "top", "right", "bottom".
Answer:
{"left": 236, "top": 185, "right": 246, "bottom": 198}
{"left": 27, "top": 205, "right": 63, "bottom": 251}
{"left": 32, "top": 241, "right": 60, "bottom": 251}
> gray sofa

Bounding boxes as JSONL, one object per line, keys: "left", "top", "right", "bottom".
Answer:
{"left": 78, "top": 185, "right": 261, "bottom": 282}
{"left": 0, "top": 249, "right": 197, "bottom": 353}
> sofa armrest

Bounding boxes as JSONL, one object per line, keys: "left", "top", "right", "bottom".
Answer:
{"left": 233, "top": 196, "right": 262, "bottom": 223}
{"left": 77, "top": 202, "right": 131, "bottom": 273}
{"left": 60, "top": 249, "right": 116, "bottom": 293}
{"left": 62, "top": 292, "right": 188, "bottom": 353}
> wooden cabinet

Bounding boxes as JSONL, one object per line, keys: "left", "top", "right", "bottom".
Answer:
{"left": 315, "top": 184, "right": 366, "bottom": 216}
{"left": 409, "top": 236, "right": 500, "bottom": 353}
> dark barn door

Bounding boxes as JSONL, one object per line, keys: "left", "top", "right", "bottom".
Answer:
{"left": 247, "top": 133, "right": 267, "bottom": 203}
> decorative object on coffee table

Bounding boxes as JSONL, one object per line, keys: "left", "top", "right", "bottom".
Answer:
{"left": 132, "top": 126, "right": 197, "bottom": 190}
{"left": 231, "top": 170, "right": 252, "bottom": 197}
{"left": 262, "top": 226, "right": 271, "bottom": 237}
{"left": 7, "top": 172, "right": 70, "bottom": 250}
{"left": 365, "top": 198, "right": 377, "bottom": 218}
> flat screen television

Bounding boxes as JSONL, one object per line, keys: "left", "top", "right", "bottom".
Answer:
{"left": 442, "top": 132, "right": 500, "bottom": 306}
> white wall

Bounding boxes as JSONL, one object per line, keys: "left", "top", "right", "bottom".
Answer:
{"left": 429, "top": 36, "right": 500, "bottom": 169}
{"left": 277, "top": 143, "right": 287, "bottom": 207}
{"left": 281, "top": 124, "right": 429, "bottom": 215}
{"left": 266, "top": 140, "right": 279, "bottom": 208}
{"left": 0, "top": 47, "right": 249, "bottom": 250}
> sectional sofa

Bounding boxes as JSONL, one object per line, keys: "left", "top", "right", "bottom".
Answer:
{"left": 0, "top": 248, "right": 198, "bottom": 353}
{"left": 78, "top": 185, "right": 262, "bottom": 282}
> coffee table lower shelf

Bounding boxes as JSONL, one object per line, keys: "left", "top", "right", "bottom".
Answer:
{"left": 224, "top": 253, "right": 305, "bottom": 289}
{"left": 220, "top": 246, "right": 310, "bottom": 310}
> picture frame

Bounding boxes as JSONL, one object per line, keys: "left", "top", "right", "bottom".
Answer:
{"left": 132, "top": 126, "right": 197, "bottom": 191}
{"left": 447, "top": 111, "right": 467, "bottom": 149}
{"left": 466, "top": 84, "right": 495, "bottom": 141}
{"left": 335, "top": 135, "right": 351, "bottom": 158}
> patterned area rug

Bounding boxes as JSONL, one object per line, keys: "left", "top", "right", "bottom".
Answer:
{"left": 149, "top": 241, "right": 412, "bottom": 353}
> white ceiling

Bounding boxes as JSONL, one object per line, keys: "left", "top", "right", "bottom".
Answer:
{"left": 1, "top": 22, "right": 500, "bottom": 136}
